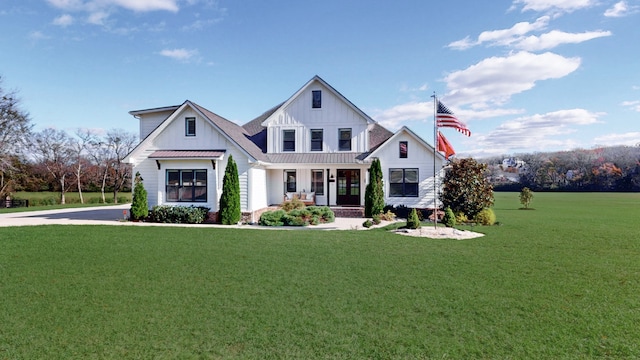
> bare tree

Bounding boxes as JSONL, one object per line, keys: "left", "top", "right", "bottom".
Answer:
{"left": 105, "top": 129, "right": 137, "bottom": 203}
{"left": 71, "top": 129, "right": 97, "bottom": 204}
{"left": 0, "top": 76, "right": 32, "bottom": 198}
{"left": 32, "top": 128, "right": 73, "bottom": 204}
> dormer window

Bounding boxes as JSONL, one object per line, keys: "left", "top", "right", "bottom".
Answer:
{"left": 185, "top": 117, "right": 196, "bottom": 136}
{"left": 312, "top": 90, "right": 322, "bottom": 109}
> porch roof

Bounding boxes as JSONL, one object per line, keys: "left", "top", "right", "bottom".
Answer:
{"left": 149, "top": 150, "right": 225, "bottom": 159}
{"left": 266, "top": 152, "right": 367, "bottom": 164}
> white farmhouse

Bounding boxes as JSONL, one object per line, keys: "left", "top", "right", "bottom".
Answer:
{"left": 124, "top": 76, "right": 446, "bottom": 221}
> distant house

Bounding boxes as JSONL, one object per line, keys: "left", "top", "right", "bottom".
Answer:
{"left": 124, "top": 76, "right": 446, "bottom": 221}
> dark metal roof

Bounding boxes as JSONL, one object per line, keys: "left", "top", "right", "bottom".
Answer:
{"left": 266, "top": 152, "right": 367, "bottom": 164}
{"left": 149, "top": 150, "right": 225, "bottom": 159}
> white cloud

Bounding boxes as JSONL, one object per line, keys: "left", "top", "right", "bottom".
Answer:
{"left": 28, "top": 31, "right": 50, "bottom": 41}
{"left": 53, "top": 13, "right": 74, "bottom": 27}
{"left": 373, "top": 102, "right": 432, "bottom": 130}
{"left": 449, "top": 17, "right": 610, "bottom": 51}
{"left": 444, "top": 51, "right": 581, "bottom": 107}
{"left": 473, "top": 108, "right": 602, "bottom": 153}
{"left": 515, "top": 29, "right": 611, "bottom": 51}
{"left": 593, "top": 132, "right": 640, "bottom": 146}
{"left": 159, "top": 48, "right": 199, "bottom": 62}
{"left": 604, "top": 1, "right": 632, "bottom": 17}
{"left": 621, "top": 100, "right": 640, "bottom": 112}
{"left": 511, "top": 0, "right": 597, "bottom": 14}
{"left": 46, "top": 0, "right": 179, "bottom": 27}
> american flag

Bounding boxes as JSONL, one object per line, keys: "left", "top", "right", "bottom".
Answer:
{"left": 436, "top": 100, "right": 471, "bottom": 137}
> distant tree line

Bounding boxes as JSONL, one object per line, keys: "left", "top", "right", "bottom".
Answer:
{"left": 482, "top": 146, "right": 640, "bottom": 192}
{"left": 1, "top": 76, "right": 136, "bottom": 204}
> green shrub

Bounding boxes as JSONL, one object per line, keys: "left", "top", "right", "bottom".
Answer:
{"left": 364, "top": 158, "right": 384, "bottom": 217}
{"left": 372, "top": 214, "right": 381, "bottom": 225}
{"left": 442, "top": 207, "right": 456, "bottom": 228}
{"left": 363, "top": 219, "right": 373, "bottom": 228}
{"left": 406, "top": 208, "right": 421, "bottom": 229}
{"left": 149, "top": 205, "right": 209, "bottom": 224}
{"left": 130, "top": 172, "right": 148, "bottom": 221}
{"left": 519, "top": 187, "right": 534, "bottom": 209}
{"left": 282, "top": 198, "right": 305, "bottom": 212}
{"left": 474, "top": 208, "right": 497, "bottom": 226}
{"left": 259, "top": 210, "right": 286, "bottom": 226}
{"left": 284, "top": 214, "right": 308, "bottom": 226}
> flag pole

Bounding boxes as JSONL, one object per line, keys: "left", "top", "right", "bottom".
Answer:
{"left": 432, "top": 92, "right": 438, "bottom": 229}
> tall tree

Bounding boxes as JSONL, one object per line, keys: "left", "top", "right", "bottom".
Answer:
{"left": 71, "top": 129, "right": 97, "bottom": 204}
{"left": 364, "top": 158, "right": 384, "bottom": 217}
{"left": 440, "top": 158, "right": 494, "bottom": 219}
{"left": 219, "top": 155, "right": 241, "bottom": 225}
{"left": 32, "top": 128, "right": 73, "bottom": 204}
{"left": 0, "top": 76, "right": 32, "bottom": 198}
{"left": 105, "top": 129, "right": 137, "bottom": 203}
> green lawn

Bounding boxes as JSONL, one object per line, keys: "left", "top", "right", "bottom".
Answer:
{"left": 1, "top": 193, "right": 639, "bottom": 358}
{"left": 1, "top": 191, "right": 131, "bottom": 213}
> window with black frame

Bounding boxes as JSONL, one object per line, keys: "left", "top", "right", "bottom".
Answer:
{"left": 338, "top": 128, "right": 351, "bottom": 151}
{"left": 283, "top": 129, "right": 295, "bottom": 152}
{"left": 311, "top": 169, "right": 324, "bottom": 195}
{"left": 166, "top": 169, "right": 207, "bottom": 202}
{"left": 310, "top": 129, "right": 323, "bottom": 151}
{"left": 389, "top": 168, "right": 418, "bottom": 197}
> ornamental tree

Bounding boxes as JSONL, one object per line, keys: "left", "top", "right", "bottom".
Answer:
{"left": 219, "top": 155, "right": 241, "bottom": 224}
{"left": 130, "top": 171, "right": 148, "bottom": 220}
{"left": 364, "top": 158, "right": 384, "bottom": 217}
{"left": 440, "top": 158, "right": 494, "bottom": 219}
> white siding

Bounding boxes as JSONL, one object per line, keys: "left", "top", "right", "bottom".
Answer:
{"left": 265, "top": 83, "right": 370, "bottom": 153}
{"left": 374, "top": 132, "right": 445, "bottom": 209}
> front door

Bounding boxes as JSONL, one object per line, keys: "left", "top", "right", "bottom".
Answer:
{"left": 336, "top": 169, "right": 360, "bottom": 206}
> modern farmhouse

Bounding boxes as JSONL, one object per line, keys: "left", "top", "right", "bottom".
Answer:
{"left": 124, "top": 76, "right": 446, "bottom": 222}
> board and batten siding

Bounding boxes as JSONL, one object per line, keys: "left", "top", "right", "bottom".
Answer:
{"left": 374, "top": 131, "right": 445, "bottom": 209}
{"left": 266, "top": 83, "right": 369, "bottom": 153}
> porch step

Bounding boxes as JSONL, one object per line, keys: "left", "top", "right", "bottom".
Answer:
{"left": 330, "top": 207, "right": 364, "bottom": 218}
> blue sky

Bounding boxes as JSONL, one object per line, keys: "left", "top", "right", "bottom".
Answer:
{"left": 1, "top": 0, "right": 638, "bottom": 157}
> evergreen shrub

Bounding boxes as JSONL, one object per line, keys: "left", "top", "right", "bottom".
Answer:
{"left": 475, "top": 208, "right": 497, "bottom": 226}
{"left": 442, "top": 207, "right": 456, "bottom": 228}
{"left": 406, "top": 208, "right": 421, "bottom": 229}
{"left": 149, "top": 205, "right": 210, "bottom": 224}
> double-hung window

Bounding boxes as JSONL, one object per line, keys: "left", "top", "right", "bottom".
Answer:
{"left": 185, "top": 117, "right": 196, "bottom": 136}
{"left": 311, "top": 169, "right": 324, "bottom": 195}
{"left": 283, "top": 130, "right": 295, "bottom": 152}
{"left": 338, "top": 128, "right": 351, "bottom": 151}
{"left": 389, "top": 168, "right": 418, "bottom": 197}
{"left": 311, "top": 129, "right": 323, "bottom": 151}
{"left": 166, "top": 169, "right": 207, "bottom": 202}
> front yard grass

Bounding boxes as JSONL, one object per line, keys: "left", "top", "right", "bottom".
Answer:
{"left": 1, "top": 192, "right": 639, "bottom": 358}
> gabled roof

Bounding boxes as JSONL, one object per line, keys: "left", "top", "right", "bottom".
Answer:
{"left": 364, "top": 126, "right": 446, "bottom": 162}
{"left": 259, "top": 75, "right": 376, "bottom": 127}
{"left": 125, "top": 100, "right": 268, "bottom": 164}
{"left": 129, "top": 105, "right": 180, "bottom": 117}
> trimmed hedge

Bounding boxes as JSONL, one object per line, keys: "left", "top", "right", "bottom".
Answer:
{"left": 149, "top": 205, "right": 210, "bottom": 224}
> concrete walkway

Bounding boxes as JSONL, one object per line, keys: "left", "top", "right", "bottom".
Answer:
{"left": 0, "top": 204, "right": 390, "bottom": 230}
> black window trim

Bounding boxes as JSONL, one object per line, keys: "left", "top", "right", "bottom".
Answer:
{"left": 310, "top": 129, "right": 323, "bottom": 151}
{"left": 338, "top": 128, "right": 352, "bottom": 151}
{"left": 165, "top": 169, "right": 207, "bottom": 202}
{"left": 389, "top": 168, "right": 419, "bottom": 197}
